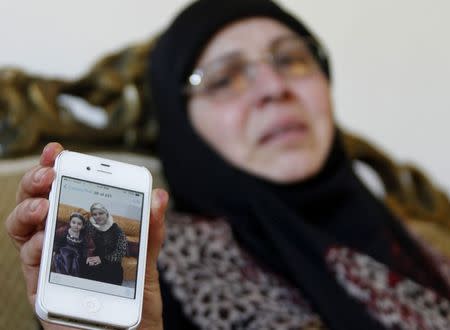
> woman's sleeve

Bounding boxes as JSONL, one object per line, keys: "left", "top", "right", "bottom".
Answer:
{"left": 103, "top": 226, "right": 127, "bottom": 263}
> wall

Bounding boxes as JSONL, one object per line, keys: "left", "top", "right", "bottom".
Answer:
{"left": 1, "top": 0, "right": 449, "bottom": 192}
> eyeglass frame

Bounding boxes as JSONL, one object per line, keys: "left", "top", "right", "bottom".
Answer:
{"left": 183, "top": 34, "right": 329, "bottom": 99}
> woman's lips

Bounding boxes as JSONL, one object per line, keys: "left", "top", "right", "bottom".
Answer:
{"left": 259, "top": 121, "right": 308, "bottom": 145}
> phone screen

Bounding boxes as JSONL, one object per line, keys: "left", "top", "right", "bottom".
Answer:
{"left": 49, "top": 176, "right": 144, "bottom": 299}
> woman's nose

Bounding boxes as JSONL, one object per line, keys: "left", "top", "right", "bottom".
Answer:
{"left": 251, "top": 62, "right": 291, "bottom": 106}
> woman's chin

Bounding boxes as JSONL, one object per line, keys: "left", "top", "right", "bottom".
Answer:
{"left": 250, "top": 152, "right": 325, "bottom": 184}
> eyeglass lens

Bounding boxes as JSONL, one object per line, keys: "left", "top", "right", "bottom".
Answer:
{"left": 189, "top": 36, "right": 319, "bottom": 100}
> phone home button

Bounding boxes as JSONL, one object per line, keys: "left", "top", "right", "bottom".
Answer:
{"left": 83, "top": 296, "right": 101, "bottom": 313}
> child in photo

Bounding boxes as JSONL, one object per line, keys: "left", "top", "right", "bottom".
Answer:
{"left": 53, "top": 212, "right": 94, "bottom": 277}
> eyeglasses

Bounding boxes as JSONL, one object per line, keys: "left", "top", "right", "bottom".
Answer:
{"left": 184, "top": 35, "right": 325, "bottom": 101}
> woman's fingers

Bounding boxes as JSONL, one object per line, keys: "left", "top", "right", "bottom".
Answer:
{"left": 87, "top": 256, "right": 101, "bottom": 265}
{"left": 39, "top": 142, "right": 64, "bottom": 167}
{"left": 5, "top": 197, "right": 49, "bottom": 249}
{"left": 20, "top": 229, "right": 45, "bottom": 267}
{"left": 147, "top": 188, "right": 169, "bottom": 267}
{"left": 16, "top": 143, "right": 63, "bottom": 204}
{"left": 140, "top": 188, "right": 169, "bottom": 330}
{"left": 18, "top": 230, "right": 44, "bottom": 306}
{"left": 16, "top": 165, "right": 55, "bottom": 204}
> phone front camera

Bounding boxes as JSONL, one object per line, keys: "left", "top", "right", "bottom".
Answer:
{"left": 86, "top": 166, "right": 91, "bottom": 171}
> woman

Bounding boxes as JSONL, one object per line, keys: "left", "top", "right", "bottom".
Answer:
{"left": 6, "top": 0, "right": 450, "bottom": 329}
{"left": 151, "top": 0, "right": 450, "bottom": 329}
{"left": 83, "top": 203, "right": 127, "bottom": 285}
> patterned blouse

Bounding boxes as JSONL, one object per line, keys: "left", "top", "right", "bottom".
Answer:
{"left": 158, "top": 212, "right": 450, "bottom": 330}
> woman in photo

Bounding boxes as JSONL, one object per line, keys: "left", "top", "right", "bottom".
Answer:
{"left": 53, "top": 212, "right": 94, "bottom": 277}
{"left": 84, "top": 202, "right": 128, "bottom": 285}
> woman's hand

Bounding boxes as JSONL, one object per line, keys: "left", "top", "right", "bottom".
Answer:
{"left": 141, "top": 188, "right": 168, "bottom": 330}
{"left": 86, "top": 256, "right": 102, "bottom": 266}
{"left": 5, "top": 142, "right": 61, "bottom": 308}
{"left": 5, "top": 142, "right": 169, "bottom": 330}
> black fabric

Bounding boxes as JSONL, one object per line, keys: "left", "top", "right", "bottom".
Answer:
{"left": 150, "top": 0, "right": 330, "bottom": 91}
{"left": 160, "top": 276, "right": 199, "bottom": 330}
{"left": 84, "top": 223, "right": 124, "bottom": 285}
{"left": 150, "top": 0, "right": 450, "bottom": 329}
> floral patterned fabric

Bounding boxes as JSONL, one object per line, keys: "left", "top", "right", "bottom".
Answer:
{"left": 159, "top": 212, "right": 450, "bottom": 329}
{"left": 326, "top": 247, "right": 450, "bottom": 329}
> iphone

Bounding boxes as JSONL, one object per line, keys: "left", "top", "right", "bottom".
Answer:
{"left": 35, "top": 151, "right": 152, "bottom": 329}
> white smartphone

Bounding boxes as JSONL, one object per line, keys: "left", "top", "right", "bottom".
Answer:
{"left": 36, "top": 151, "right": 152, "bottom": 329}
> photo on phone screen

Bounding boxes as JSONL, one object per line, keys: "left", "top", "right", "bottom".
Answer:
{"left": 49, "top": 176, "right": 144, "bottom": 299}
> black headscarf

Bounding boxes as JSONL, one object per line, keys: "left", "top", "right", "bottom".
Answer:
{"left": 150, "top": 1, "right": 449, "bottom": 329}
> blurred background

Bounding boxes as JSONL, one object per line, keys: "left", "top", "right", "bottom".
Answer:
{"left": 0, "top": 1, "right": 449, "bottom": 328}
{"left": 0, "top": 0, "right": 449, "bottom": 192}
